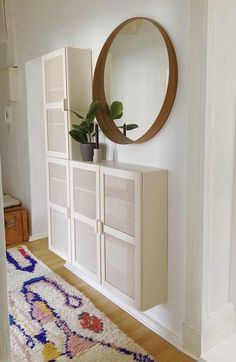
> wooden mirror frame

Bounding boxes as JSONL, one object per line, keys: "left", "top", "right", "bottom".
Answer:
{"left": 93, "top": 17, "right": 178, "bottom": 144}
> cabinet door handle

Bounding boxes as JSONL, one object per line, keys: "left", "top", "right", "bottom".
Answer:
{"left": 95, "top": 220, "right": 103, "bottom": 236}
{"left": 62, "top": 98, "right": 68, "bottom": 111}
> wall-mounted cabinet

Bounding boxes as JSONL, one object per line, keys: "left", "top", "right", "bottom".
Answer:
{"left": 69, "top": 161, "right": 168, "bottom": 311}
{"left": 42, "top": 47, "right": 92, "bottom": 160}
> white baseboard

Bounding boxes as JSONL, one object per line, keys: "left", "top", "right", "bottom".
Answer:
{"left": 65, "top": 262, "right": 187, "bottom": 354}
{"left": 29, "top": 232, "right": 48, "bottom": 241}
{"left": 184, "top": 308, "right": 236, "bottom": 357}
{"left": 200, "top": 332, "right": 236, "bottom": 362}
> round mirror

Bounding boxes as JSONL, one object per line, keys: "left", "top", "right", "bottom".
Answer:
{"left": 93, "top": 17, "right": 178, "bottom": 144}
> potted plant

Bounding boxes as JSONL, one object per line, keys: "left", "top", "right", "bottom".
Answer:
{"left": 109, "top": 101, "right": 138, "bottom": 135}
{"left": 68, "top": 100, "right": 101, "bottom": 161}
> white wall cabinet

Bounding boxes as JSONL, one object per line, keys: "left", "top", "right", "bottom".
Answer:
{"left": 46, "top": 157, "right": 71, "bottom": 261}
{"left": 69, "top": 161, "right": 168, "bottom": 311}
{"left": 42, "top": 47, "right": 92, "bottom": 160}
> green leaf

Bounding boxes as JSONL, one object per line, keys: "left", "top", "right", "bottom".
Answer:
{"left": 78, "top": 121, "right": 90, "bottom": 133}
{"left": 86, "top": 101, "right": 102, "bottom": 123}
{"left": 67, "top": 109, "right": 84, "bottom": 120}
{"left": 69, "top": 129, "right": 88, "bottom": 144}
{"left": 88, "top": 122, "right": 94, "bottom": 134}
{"left": 110, "top": 101, "right": 123, "bottom": 119}
{"left": 72, "top": 124, "right": 81, "bottom": 129}
{"left": 126, "top": 123, "right": 139, "bottom": 131}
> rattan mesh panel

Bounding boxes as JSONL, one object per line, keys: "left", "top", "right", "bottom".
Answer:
{"left": 45, "top": 55, "right": 64, "bottom": 103}
{"left": 51, "top": 208, "right": 68, "bottom": 256}
{"left": 47, "top": 109, "right": 67, "bottom": 153}
{"left": 74, "top": 220, "right": 97, "bottom": 274}
{"left": 48, "top": 162, "right": 67, "bottom": 207}
{"left": 104, "top": 175, "right": 135, "bottom": 236}
{"left": 73, "top": 168, "right": 96, "bottom": 219}
{"left": 104, "top": 233, "right": 135, "bottom": 298}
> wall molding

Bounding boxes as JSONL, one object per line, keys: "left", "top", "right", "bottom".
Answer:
{"left": 185, "top": 0, "right": 208, "bottom": 350}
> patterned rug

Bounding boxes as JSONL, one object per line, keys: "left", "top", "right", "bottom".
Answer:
{"left": 6, "top": 246, "right": 156, "bottom": 361}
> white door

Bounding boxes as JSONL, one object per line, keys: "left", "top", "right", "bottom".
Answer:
{"left": 100, "top": 166, "right": 141, "bottom": 307}
{"left": 70, "top": 162, "right": 100, "bottom": 282}
{"left": 42, "top": 49, "right": 69, "bottom": 159}
{"left": 46, "top": 157, "right": 70, "bottom": 261}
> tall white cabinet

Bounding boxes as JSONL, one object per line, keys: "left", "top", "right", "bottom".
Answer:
{"left": 69, "top": 161, "right": 168, "bottom": 311}
{"left": 42, "top": 47, "right": 92, "bottom": 261}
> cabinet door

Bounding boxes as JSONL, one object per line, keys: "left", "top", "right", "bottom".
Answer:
{"left": 46, "top": 157, "right": 70, "bottom": 261}
{"left": 70, "top": 162, "right": 100, "bottom": 282}
{"left": 100, "top": 167, "right": 141, "bottom": 307}
{"left": 42, "top": 49, "right": 69, "bottom": 159}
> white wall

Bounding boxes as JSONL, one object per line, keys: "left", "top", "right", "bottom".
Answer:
{"left": 25, "top": 58, "right": 47, "bottom": 239}
{"left": 2, "top": 0, "right": 190, "bottom": 344}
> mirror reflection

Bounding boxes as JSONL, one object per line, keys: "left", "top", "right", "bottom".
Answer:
{"left": 104, "top": 19, "right": 169, "bottom": 141}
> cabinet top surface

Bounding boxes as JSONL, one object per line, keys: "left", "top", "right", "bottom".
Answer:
{"left": 71, "top": 160, "right": 167, "bottom": 173}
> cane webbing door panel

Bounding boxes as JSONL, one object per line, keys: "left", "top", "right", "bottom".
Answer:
{"left": 104, "top": 174, "right": 135, "bottom": 236}
{"left": 74, "top": 219, "right": 97, "bottom": 275}
{"left": 44, "top": 53, "right": 65, "bottom": 103}
{"left": 104, "top": 232, "right": 135, "bottom": 299}
{"left": 70, "top": 161, "right": 100, "bottom": 281}
{"left": 100, "top": 166, "right": 140, "bottom": 307}
{"left": 50, "top": 208, "right": 69, "bottom": 257}
{"left": 47, "top": 157, "right": 70, "bottom": 261}
{"left": 42, "top": 47, "right": 92, "bottom": 160}
{"left": 42, "top": 49, "right": 69, "bottom": 159}
{"left": 46, "top": 108, "right": 67, "bottom": 155}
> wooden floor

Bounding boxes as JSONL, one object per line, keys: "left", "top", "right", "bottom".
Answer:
{"left": 7, "top": 238, "right": 195, "bottom": 362}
